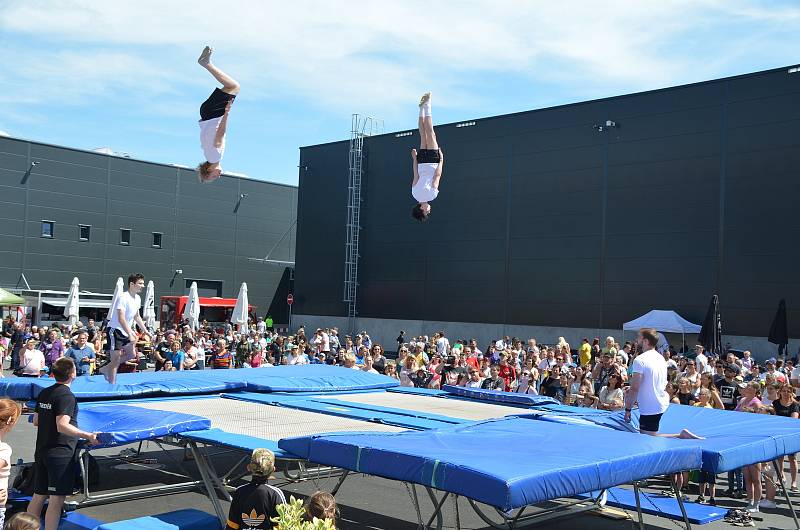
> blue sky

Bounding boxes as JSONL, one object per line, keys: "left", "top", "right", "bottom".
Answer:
{"left": 1, "top": 0, "right": 798, "bottom": 185}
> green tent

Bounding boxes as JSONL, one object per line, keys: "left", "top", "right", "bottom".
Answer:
{"left": 0, "top": 287, "right": 24, "bottom": 306}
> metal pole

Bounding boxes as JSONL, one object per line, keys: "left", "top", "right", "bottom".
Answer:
{"left": 331, "top": 469, "right": 349, "bottom": 496}
{"left": 189, "top": 442, "right": 227, "bottom": 526}
{"left": 671, "top": 475, "right": 693, "bottom": 530}
{"left": 425, "top": 492, "right": 450, "bottom": 528}
{"left": 774, "top": 458, "right": 800, "bottom": 530}
{"left": 409, "top": 484, "right": 424, "bottom": 529}
{"left": 425, "top": 487, "right": 444, "bottom": 530}
{"left": 632, "top": 481, "right": 645, "bottom": 530}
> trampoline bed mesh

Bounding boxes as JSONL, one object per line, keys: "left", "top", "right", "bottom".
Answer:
{"left": 132, "top": 398, "right": 404, "bottom": 440}
{"left": 332, "top": 391, "right": 526, "bottom": 421}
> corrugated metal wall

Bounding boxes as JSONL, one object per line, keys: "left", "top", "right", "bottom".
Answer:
{"left": 295, "top": 66, "right": 800, "bottom": 338}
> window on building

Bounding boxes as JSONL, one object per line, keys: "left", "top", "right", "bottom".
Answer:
{"left": 79, "top": 224, "right": 91, "bottom": 241}
{"left": 120, "top": 228, "right": 131, "bottom": 245}
{"left": 152, "top": 232, "right": 163, "bottom": 248}
{"left": 41, "top": 220, "right": 54, "bottom": 238}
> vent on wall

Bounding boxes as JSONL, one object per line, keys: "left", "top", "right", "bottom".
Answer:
{"left": 789, "top": 66, "right": 800, "bottom": 74}
{"left": 456, "top": 121, "right": 476, "bottom": 128}
{"left": 395, "top": 131, "right": 413, "bottom": 137}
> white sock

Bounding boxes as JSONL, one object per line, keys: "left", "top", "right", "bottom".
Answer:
{"left": 422, "top": 103, "right": 431, "bottom": 117}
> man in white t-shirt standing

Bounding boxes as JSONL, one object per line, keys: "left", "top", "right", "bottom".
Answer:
{"left": 411, "top": 92, "right": 444, "bottom": 222}
{"left": 196, "top": 46, "right": 240, "bottom": 184}
{"left": 99, "top": 273, "right": 151, "bottom": 384}
{"left": 625, "top": 328, "right": 702, "bottom": 439}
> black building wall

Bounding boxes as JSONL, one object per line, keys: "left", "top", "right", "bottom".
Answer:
{"left": 0, "top": 136, "right": 297, "bottom": 315}
{"left": 295, "top": 65, "right": 800, "bottom": 338}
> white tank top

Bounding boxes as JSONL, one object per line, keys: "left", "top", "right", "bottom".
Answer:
{"left": 412, "top": 163, "right": 439, "bottom": 203}
{"left": 199, "top": 117, "right": 225, "bottom": 163}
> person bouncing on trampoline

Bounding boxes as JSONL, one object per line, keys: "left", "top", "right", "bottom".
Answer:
{"left": 625, "top": 328, "right": 703, "bottom": 439}
{"left": 411, "top": 92, "right": 444, "bottom": 222}
{"left": 197, "top": 46, "right": 240, "bottom": 183}
{"left": 99, "top": 273, "right": 151, "bottom": 385}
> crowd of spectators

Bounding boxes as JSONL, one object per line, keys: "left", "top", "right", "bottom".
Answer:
{"left": 2, "top": 315, "right": 799, "bottom": 510}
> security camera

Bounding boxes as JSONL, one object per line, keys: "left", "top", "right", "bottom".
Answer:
{"left": 239, "top": 193, "right": 248, "bottom": 199}
{"left": 30, "top": 161, "right": 39, "bottom": 166}
{"left": 175, "top": 269, "right": 183, "bottom": 274}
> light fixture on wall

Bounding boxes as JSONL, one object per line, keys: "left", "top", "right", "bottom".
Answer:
{"left": 20, "top": 161, "right": 38, "bottom": 184}
{"left": 233, "top": 193, "right": 248, "bottom": 213}
{"left": 169, "top": 269, "right": 182, "bottom": 288}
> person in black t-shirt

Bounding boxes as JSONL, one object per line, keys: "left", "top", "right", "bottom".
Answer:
{"left": 773, "top": 384, "right": 799, "bottom": 491}
{"left": 226, "top": 448, "right": 286, "bottom": 530}
{"left": 27, "top": 358, "right": 98, "bottom": 530}
{"left": 714, "top": 364, "right": 741, "bottom": 411}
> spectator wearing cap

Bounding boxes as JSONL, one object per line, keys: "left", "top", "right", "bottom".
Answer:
{"left": 409, "top": 367, "right": 433, "bottom": 388}
{"left": 762, "top": 358, "right": 786, "bottom": 384}
{"left": 715, "top": 364, "right": 741, "bottom": 410}
{"left": 592, "top": 351, "right": 619, "bottom": 394}
{"left": 465, "top": 366, "right": 484, "bottom": 388}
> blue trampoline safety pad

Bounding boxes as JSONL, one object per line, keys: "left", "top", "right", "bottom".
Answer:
{"left": 0, "top": 365, "right": 398, "bottom": 401}
{"left": 279, "top": 417, "right": 702, "bottom": 511}
{"left": 442, "top": 385, "right": 559, "bottom": 406}
{"left": 581, "top": 487, "right": 725, "bottom": 524}
{"left": 92, "top": 509, "right": 219, "bottom": 530}
{"left": 526, "top": 404, "right": 800, "bottom": 473}
{"left": 77, "top": 404, "right": 211, "bottom": 448}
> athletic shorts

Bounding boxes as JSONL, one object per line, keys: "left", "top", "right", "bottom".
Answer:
{"left": 200, "top": 88, "right": 236, "bottom": 121}
{"left": 699, "top": 470, "right": 716, "bottom": 484}
{"left": 106, "top": 328, "right": 131, "bottom": 352}
{"left": 417, "top": 148, "right": 441, "bottom": 164}
{"left": 33, "top": 452, "right": 79, "bottom": 496}
{"left": 639, "top": 413, "right": 663, "bottom": 433}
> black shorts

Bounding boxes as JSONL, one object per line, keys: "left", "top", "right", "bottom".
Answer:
{"left": 34, "top": 452, "right": 78, "bottom": 496}
{"left": 639, "top": 413, "right": 663, "bottom": 433}
{"left": 699, "top": 470, "right": 716, "bottom": 484}
{"left": 417, "top": 149, "right": 441, "bottom": 164}
{"left": 105, "top": 328, "right": 131, "bottom": 352}
{"left": 200, "top": 88, "right": 236, "bottom": 121}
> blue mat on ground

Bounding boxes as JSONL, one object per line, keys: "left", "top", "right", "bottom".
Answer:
{"left": 1, "top": 365, "right": 399, "bottom": 401}
{"left": 279, "top": 416, "right": 702, "bottom": 511}
{"left": 62, "top": 512, "right": 106, "bottom": 530}
{"left": 442, "top": 385, "right": 559, "bottom": 406}
{"left": 305, "top": 396, "right": 467, "bottom": 425}
{"left": 69, "top": 404, "right": 211, "bottom": 448}
{"left": 526, "top": 404, "right": 800, "bottom": 473}
{"left": 579, "top": 487, "right": 725, "bottom": 524}
{"left": 386, "top": 386, "right": 447, "bottom": 396}
{"left": 92, "top": 509, "right": 218, "bottom": 530}
{"left": 179, "top": 428, "right": 295, "bottom": 459}
{"left": 221, "top": 392, "right": 456, "bottom": 430}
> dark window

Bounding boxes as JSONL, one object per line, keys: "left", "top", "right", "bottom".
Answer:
{"left": 120, "top": 228, "right": 131, "bottom": 245}
{"left": 152, "top": 232, "right": 163, "bottom": 248}
{"left": 79, "top": 225, "right": 91, "bottom": 241}
{"left": 41, "top": 221, "right": 54, "bottom": 238}
{"left": 185, "top": 279, "right": 223, "bottom": 297}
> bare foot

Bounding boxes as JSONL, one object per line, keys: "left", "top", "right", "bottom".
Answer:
{"left": 419, "top": 91, "right": 431, "bottom": 107}
{"left": 198, "top": 46, "right": 213, "bottom": 67}
{"left": 678, "top": 429, "right": 704, "bottom": 440}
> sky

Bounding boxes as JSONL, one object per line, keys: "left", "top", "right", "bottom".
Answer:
{"left": 1, "top": 0, "right": 798, "bottom": 185}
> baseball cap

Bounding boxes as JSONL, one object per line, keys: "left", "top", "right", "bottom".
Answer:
{"left": 765, "top": 358, "right": 776, "bottom": 365}
{"left": 724, "top": 363, "right": 741, "bottom": 375}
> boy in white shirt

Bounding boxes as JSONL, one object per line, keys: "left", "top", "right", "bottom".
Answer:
{"left": 196, "top": 46, "right": 240, "bottom": 183}
{"left": 411, "top": 92, "right": 444, "bottom": 222}
{"left": 99, "top": 273, "right": 151, "bottom": 384}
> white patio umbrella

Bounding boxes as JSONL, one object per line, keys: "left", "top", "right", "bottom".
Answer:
{"left": 105, "top": 277, "right": 124, "bottom": 323}
{"left": 63, "top": 277, "right": 80, "bottom": 326}
{"left": 183, "top": 281, "right": 200, "bottom": 331}
{"left": 231, "top": 282, "right": 249, "bottom": 330}
{"left": 143, "top": 280, "right": 156, "bottom": 331}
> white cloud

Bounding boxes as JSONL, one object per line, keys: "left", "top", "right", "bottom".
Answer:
{"left": 4, "top": 0, "right": 798, "bottom": 115}
{"left": 0, "top": 130, "right": 10, "bottom": 137}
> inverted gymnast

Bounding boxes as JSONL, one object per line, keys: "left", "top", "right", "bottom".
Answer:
{"left": 411, "top": 92, "right": 444, "bottom": 222}
{"left": 196, "top": 46, "right": 240, "bottom": 183}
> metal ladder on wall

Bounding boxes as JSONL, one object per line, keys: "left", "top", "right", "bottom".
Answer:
{"left": 343, "top": 114, "right": 383, "bottom": 334}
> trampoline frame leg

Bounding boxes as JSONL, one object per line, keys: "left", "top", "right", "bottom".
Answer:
{"left": 425, "top": 487, "right": 444, "bottom": 530}
{"left": 331, "top": 469, "right": 349, "bottom": 496}
{"left": 408, "top": 484, "right": 424, "bottom": 529}
{"left": 632, "top": 481, "right": 645, "bottom": 530}
{"left": 189, "top": 442, "right": 227, "bottom": 526}
{"left": 670, "top": 475, "right": 692, "bottom": 530}
{"left": 425, "top": 491, "right": 450, "bottom": 529}
{"left": 774, "top": 458, "right": 800, "bottom": 530}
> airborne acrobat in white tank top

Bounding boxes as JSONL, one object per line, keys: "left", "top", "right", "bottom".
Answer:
{"left": 412, "top": 163, "right": 439, "bottom": 203}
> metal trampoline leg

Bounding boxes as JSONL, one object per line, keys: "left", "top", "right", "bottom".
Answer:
{"left": 453, "top": 494, "right": 461, "bottom": 530}
{"left": 408, "top": 484, "right": 424, "bottom": 529}
{"left": 774, "top": 459, "right": 800, "bottom": 530}
{"left": 671, "top": 475, "right": 692, "bottom": 530}
{"left": 425, "top": 491, "right": 450, "bottom": 529}
{"left": 425, "top": 487, "right": 444, "bottom": 530}
{"left": 189, "top": 442, "right": 227, "bottom": 526}
{"left": 331, "top": 469, "right": 349, "bottom": 496}
{"left": 633, "top": 482, "right": 645, "bottom": 530}
{"left": 80, "top": 450, "right": 91, "bottom": 499}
